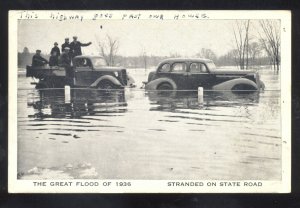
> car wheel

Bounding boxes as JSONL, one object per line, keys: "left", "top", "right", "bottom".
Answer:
{"left": 156, "top": 82, "right": 174, "bottom": 96}
{"left": 232, "top": 84, "right": 257, "bottom": 93}
{"left": 157, "top": 83, "right": 173, "bottom": 90}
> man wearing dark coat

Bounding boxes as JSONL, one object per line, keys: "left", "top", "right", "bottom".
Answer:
{"left": 32, "top": 50, "right": 48, "bottom": 67}
{"left": 61, "top": 38, "right": 70, "bottom": 52}
{"left": 58, "top": 47, "right": 73, "bottom": 78}
{"left": 70, "top": 36, "right": 92, "bottom": 58}
{"left": 49, "top": 51, "right": 59, "bottom": 66}
{"left": 58, "top": 47, "right": 71, "bottom": 67}
{"left": 50, "top": 42, "right": 60, "bottom": 56}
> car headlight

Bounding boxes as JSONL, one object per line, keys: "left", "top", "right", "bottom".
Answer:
{"left": 114, "top": 72, "right": 119, "bottom": 77}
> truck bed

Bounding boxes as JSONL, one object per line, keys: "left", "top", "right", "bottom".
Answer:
{"left": 26, "top": 65, "right": 66, "bottom": 79}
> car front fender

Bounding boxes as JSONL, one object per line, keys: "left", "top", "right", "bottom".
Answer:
{"left": 90, "top": 75, "right": 122, "bottom": 88}
{"left": 145, "top": 77, "right": 177, "bottom": 90}
{"left": 259, "top": 80, "right": 265, "bottom": 90}
{"left": 212, "top": 78, "right": 258, "bottom": 91}
{"left": 127, "top": 74, "right": 135, "bottom": 87}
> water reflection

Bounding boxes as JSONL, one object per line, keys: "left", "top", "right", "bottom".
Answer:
{"left": 27, "top": 89, "right": 127, "bottom": 119}
{"left": 147, "top": 91, "right": 260, "bottom": 111}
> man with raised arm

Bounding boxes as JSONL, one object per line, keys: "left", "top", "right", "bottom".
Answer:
{"left": 70, "top": 36, "right": 92, "bottom": 59}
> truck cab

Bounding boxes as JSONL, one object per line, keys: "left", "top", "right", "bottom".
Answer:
{"left": 71, "top": 56, "right": 128, "bottom": 89}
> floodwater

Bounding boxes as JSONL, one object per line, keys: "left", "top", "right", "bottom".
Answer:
{"left": 17, "top": 67, "right": 281, "bottom": 180}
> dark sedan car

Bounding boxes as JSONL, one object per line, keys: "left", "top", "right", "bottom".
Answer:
{"left": 145, "top": 58, "right": 265, "bottom": 92}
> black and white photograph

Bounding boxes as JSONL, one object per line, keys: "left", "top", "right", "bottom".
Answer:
{"left": 8, "top": 10, "right": 291, "bottom": 193}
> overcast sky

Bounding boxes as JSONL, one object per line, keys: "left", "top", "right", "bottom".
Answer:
{"left": 18, "top": 19, "right": 265, "bottom": 57}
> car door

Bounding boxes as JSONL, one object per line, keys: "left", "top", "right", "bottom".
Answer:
{"left": 169, "top": 62, "right": 190, "bottom": 89}
{"left": 74, "top": 58, "right": 94, "bottom": 87}
{"left": 188, "top": 62, "right": 214, "bottom": 89}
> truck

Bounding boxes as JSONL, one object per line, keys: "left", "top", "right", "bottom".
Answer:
{"left": 26, "top": 55, "right": 134, "bottom": 89}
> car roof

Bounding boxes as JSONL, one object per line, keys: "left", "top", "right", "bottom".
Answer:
{"left": 159, "top": 57, "right": 213, "bottom": 64}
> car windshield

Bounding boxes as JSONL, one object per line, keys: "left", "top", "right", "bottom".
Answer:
{"left": 91, "top": 57, "right": 107, "bottom": 68}
{"left": 206, "top": 61, "right": 217, "bottom": 71}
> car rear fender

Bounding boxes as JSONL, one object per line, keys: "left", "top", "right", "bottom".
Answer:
{"left": 212, "top": 78, "right": 258, "bottom": 91}
{"left": 90, "top": 75, "right": 122, "bottom": 88}
{"left": 145, "top": 77, "right": 177, "bottom": 90}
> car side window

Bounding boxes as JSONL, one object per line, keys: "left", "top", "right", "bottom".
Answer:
{"left": 172, "top": 63, "right": 187, "bottom": 73}
{"left": 190, "top": 63, "right": 200, "bottom": 73}
{"left": 190, "top": 62, "right": 208, "bottom": 73}
{"left": 200, "top": 63, "right": 208, "bottom": 73}
{"left": 159, "top": 63, "right": 171, "bottom": 73}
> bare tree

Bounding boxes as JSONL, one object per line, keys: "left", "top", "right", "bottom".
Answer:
{"left": 169, "top": 52, "right": 181, "bottom": 58}
{"left": 233, "top": 20, "right": 250, "bottom": 69}
{"left": 259, "top": 38, "right": 274, "bottom": 66}
{"left": 248, "top": 42, "right": 262, "bottom": 66}
{"left": 196, "top": 48, "right": 217, "bottom": 61}
{"left": 258, "top": 20, "right": 281, "bottom": 71}
{"left": 229, "top": 49, "right": 240, "bottom": 68}
{"left": 97, "top": 34, "right": 119, "bottom": 66}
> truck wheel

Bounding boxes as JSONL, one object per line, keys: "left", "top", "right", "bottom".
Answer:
{"left": 45, "top": 77, "right": 55, "bottom": 88}
{"left": 35, "top": 82, "right": 47, "bottom": 89}
{"left": 35, "top": 78, "right": 55, "bottom": 89}
{"left": 98, "top": 80, "right": 117, "bottom": 90}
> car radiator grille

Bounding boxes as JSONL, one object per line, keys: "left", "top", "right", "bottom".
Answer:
{"left": 120, "top": 69, "right": 127, "bottom": 86}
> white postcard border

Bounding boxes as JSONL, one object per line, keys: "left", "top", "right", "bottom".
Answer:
{"left": 8, "top": 10, "right": 291, "bottom": 193}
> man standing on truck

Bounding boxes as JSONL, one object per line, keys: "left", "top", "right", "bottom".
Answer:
{"left": 58, "top": 47, "right": 73, "bottom": 80}
{"left": 70, "top": 36, "right": 92, "bottom": 59}
{"left": 49, "top": 51, "right": 59, "bottom": 66}
{"left": 61, "top": 38, "right": 70, "bottom": 52}
{"left": 58, "top": 47, "right": 71, "bottom": 67}
{"left": 32, "top": 50, "right": 48, "bottom": 67}
{"left": 50, "top": 42, "right": 60, "bottom": 57}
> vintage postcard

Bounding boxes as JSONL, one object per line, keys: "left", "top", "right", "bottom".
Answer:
{"left": 8, "top": 10, "right": 291, "bottom": 193}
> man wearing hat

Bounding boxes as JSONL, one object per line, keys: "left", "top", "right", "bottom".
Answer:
{"left": 61, "top": 38, "right": 70, "bottom": 53}
{"left": 32, "top": 50, "right": 48, "bottom": 67}
{"left": 50, "top": 42, "right": 60, "bottom": 57}
{"left": 70, "top": 36, "right": 92, "bottom": 58}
